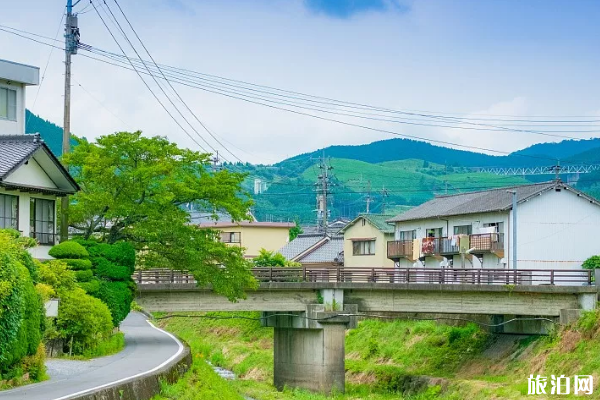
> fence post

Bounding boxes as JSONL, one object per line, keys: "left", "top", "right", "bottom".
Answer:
{"left": 302, "top": 266, "right": 306, "bottom": 282}
{"left": 170, "top": 269, "right": 174, "bottom": 283}
{"left": 270, "top": 267, "right": 273, "bottom": 282}
{"left": 407, "top": 268, "right": 411, "bottom": 283}
{"left": 137, "top": 270, "right": 142, "bottom": 284}
{"left": 477, "top": 269, "right": 481, "bottom": 285}
{"left": 337, "top": 266, "right": 341, "bottom": 282}
{"left": 154, "top": 270, "right": 159, "bottom": 284}
{"left": 550, "top": 270, "right": 555, "bottom": 285}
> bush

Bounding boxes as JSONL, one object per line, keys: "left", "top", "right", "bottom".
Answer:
{"left": 583, "top": 255, "right": 600, "bottom": 269}
{"left": 37, "top": 260, "right": 76, "bottom": 290}
{"left": 88, "top": 242, "right": 136, "bottom": 270}
{"left": 97, "top": 281, "right": 133, "bottom": 327}
{"left": 94, "top": 258, "right": 132, "bottom": 281}
{"left": 62, "top": 259, "right": 93, "bottom": 271}
{"left": 49, "top": 241, "right": 89, "bottom": 259}
{"left": 55, "top": 288, "right": 113, "bottom": 354}
{"left": 75, "top": 270, "right": 94, "bottom": 283}
{"left": 78, "top": 278, "right": 101, "bottom": 296}
{"left": 21, "top": 343, "right": 46, "bottom": 381}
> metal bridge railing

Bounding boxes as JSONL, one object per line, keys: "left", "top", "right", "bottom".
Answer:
{"left": 134, "top": 267, "right": 593, "bottom": 286}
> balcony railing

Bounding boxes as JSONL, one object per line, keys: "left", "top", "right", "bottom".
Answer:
{"left": 470, "top": 233, "right": 504, "bottom": 253}
{"left": 30, "top": 231, "right": 57, "bottom": 246}
{"left": 421, "top": 237, "right": 459, "bottom": 256}
{"left": 387, "top": 240, "right": 414, "bottom": 259}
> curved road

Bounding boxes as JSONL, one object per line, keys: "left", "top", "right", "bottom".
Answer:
{"left": 0, "top": 312, "right": 183, "bottom": 400}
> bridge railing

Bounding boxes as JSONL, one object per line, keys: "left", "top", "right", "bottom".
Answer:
{"left": 133, "top": 267, "right": 593, "bottom": 286}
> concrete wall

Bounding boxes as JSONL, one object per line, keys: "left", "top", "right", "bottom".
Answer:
{"left": 0, "top": 79, "right": 25, "bottom": 136}
{"left": 514, "top": 188, "right": 600, "bottom": 270}
{"left": 343, "top": 218, "right": 394, "bottom": 268}
{"left": 136, "top": 283, "right": 597, "bottom": 317}
{"left": 220, "top": 225, "right": 290, "bottom": 258}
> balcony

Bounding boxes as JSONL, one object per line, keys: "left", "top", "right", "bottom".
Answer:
{"left": 30, "top": 231, "right": 57, "bottom": 246}
{"left": 421, "top": 237, "right": 459, "bottom": 256}
{"left": 387, "top": 240, "right": 414, "bottom": 260}
{"left": 469, "top": 233, "right": 504, "bottom": 256}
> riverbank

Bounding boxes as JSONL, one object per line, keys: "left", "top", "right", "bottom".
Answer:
{"left": 151, "top": 310, "right": 600, "bottom": 399}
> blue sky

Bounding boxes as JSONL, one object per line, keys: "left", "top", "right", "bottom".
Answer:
{"left": 1, "top": 0, "right": 600, "bottom": 163}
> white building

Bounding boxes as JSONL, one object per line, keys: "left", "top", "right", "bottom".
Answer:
{"left": 0, "top": 59, "right": 79, "bottom": 259}
{"left": 386, "top": 182, "right": 600, "bottom": 271}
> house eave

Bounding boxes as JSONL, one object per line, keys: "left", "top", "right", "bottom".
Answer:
{"left": 0, "top": 181, "right": 75, "bottom": 196}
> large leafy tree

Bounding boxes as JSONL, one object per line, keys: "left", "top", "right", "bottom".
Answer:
{"left": 64, "top": 132, "right": 256, "bottom": 300}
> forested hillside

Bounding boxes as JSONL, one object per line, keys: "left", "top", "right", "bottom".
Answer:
{"left": 25, "top": 110, "right": 63, "bottom": 157}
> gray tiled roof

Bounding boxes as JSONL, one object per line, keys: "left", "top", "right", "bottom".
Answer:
{"left": 278, "top": 234, "right": 326, "bottom": 260}
{"left": 388, "top": 182, "right": 565, "bottom": 223}
{"left": 301, "top": 236, "right": 344, "bottom": 263}
{"left": 0, "top": 135, "right": 41, "bottom": 179}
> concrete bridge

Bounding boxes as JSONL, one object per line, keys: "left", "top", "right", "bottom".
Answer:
{"left": 135, "top": 267, "right": 598, "bottom": 393}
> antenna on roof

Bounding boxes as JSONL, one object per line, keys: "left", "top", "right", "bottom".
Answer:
{"left": 549, "top": 161, "right": 562, "bottom": 182}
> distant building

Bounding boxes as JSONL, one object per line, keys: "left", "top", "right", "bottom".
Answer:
{"left": 386, "top": 181, "right": 600, "bottom": 270}
{"left": 198, "top": 221, "right": 294, "bottom": 259}
{"left": 339, "top": 214, "right": 396, "bottom": 268}
{"left": 278, "top": 234, "right": 344, "bottom": 268}
{"left": 0, "top": 59, "right": 79, "bottom": 259}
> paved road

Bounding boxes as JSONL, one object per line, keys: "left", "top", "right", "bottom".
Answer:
{"left": 0, "top": 312, "right": 183, "bottom": 400}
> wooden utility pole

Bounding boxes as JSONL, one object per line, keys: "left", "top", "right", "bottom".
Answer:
{"left": 60, "top": 0, "right": 79, "bottom": 242}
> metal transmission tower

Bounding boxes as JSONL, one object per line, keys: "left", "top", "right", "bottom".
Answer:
{"left": 380, "top": 186, "right": 389, "bottom": 214}
{"left": 315, "top": 156, "right": 333, "bottom": 234}
{"left": 60, "top": 0, "right": 80, "bottom": 242}
{"left": 472, "top": 164, "right": 600, "bottom": 176}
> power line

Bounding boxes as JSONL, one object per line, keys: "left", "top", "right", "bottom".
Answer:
{"left": 107, "top": 0, "right": 242, "bottom": 162}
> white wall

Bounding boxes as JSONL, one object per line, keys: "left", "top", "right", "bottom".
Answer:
{"left": 515, "top": 188, "right": 600, "bottom": 270}
{"left": 4, "top": 157, "right": 58, "bottom": 188}
{"left": 0, "top": 79, "right": 25, "bottom": 135}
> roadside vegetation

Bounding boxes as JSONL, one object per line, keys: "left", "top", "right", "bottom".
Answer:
{"left": 153, "top": 309, "right": 600, "bottom": 399}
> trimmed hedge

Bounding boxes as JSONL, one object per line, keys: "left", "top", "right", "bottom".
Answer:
{"left": 94, "top": 258, "right": 132, "bottom": 281}
{"left": 75, "top": 270, "right": 94, "bottom": 283}
{"left": 62, "top": 259, "right": 93, "bottom": 271}
{"left": 49, "top": 241, "right": 89, "bottom": 259}
{"left": 88, "top": 242, "right": 136, "bottom": 270}
{"left": 78, "top": 278, "right": 101, "bottom": 296}
{"left": 97, "top": 281, "right": 133, "bottom": 327}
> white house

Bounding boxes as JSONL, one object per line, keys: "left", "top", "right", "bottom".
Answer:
{"left": 0, "top": 59, "right": 79, "bottom": 259}
{"left": 386, "top": 181, "right": 600, "bottom": 271}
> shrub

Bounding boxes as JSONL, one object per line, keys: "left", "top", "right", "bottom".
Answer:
{"left": 78, "top": 278, "right": 101, "bottom": 296}
{"left": 62, "top": 259, "right": 93, "bottom": 271}
{"left": 75, "top": 270, "right": 94, "bottom": 283}
{"left": 94, "top": 258, "right": 132, "bottom": 281}
{"left": 582, "top": 255, "right": 600, "bottom": 269}
{"left": 55, "top": 288, "right": 113, "bottom": 354}
{"left": 97, "top": 281, "right": 133, "bottom": 327}
{"left": 88, "top": 242, "right": 135, "bottom": 270}
{"left": 49, "top": 241, "right": 89, "bottom": 259}
{"left": 35, "top": 283, "right": 56, "bottom": 302}
{"left": 21, "top": 343, "right": 46, "bottom": 381}
{"left": 37, "top": 260, "right": 76, "bottom": 290}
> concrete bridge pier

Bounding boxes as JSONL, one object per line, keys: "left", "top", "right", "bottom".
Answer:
{"left": 262, "top": 302, "right": 358, "bottom": 394}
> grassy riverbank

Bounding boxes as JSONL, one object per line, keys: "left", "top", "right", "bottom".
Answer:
{"left": 151, "top": 309, "right": 600, "bottom": 399}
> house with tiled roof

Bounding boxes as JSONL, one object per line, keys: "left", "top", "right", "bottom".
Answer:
{"left": 339, "top": 214, "right": 396, "bottom": 268}
{"left": 386, "top": 181, "right": 600, "bottom": 271}
{"left": 0, "top": 59, "right": 79, "bottom": 259}
{"left": 278, "top": 234, "right": 344, "bottom": 268}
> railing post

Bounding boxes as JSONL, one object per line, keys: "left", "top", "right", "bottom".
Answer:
{"left": 154, "top": 270, "right": 159, "bottom": 284}
{"left": 170, "top": 269, "right": 174, "bottom": 283}
{"left": 407, "top": 268, "right": 411, "bottom": 283}
{"left": 337, "top": 266, "right": 341, "bottom": 282}
{"left": 270, "top": 267, "right": 273, "bottom": 282}
{"left": 137, "top": 270, "right": 142, "bottom": 284}
{"left": 302, "top": 266, "right": 306, "bottom": 282}
{"left": 477, "top": 269, "right": 481, "bottom": 285}
{"left": 550, "top": 270, "right": 555, "bottom": 285}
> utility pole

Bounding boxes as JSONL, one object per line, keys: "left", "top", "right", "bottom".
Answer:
{"left": 507, "top": 190, "right": 517, "bottom": 270}
{"left": 550, "top": 161, "right": 562, "bottom": 182}
{"left": 315, "top": 156, "right": 333, "bottom": 234}
{"left": 60, "top": 0, "right": 80, "bottom": 242}
{"left": 380, "top": 186, "right": 389, "bottom": 214}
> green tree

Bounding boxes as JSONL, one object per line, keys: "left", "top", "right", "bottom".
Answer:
{"left": 583, "top": 255, "right": 600, "bottom": 269}
{"left": 64, "top": 132, "right": 257, "bottom": 301}
{"left": 252, "top": 249, "right": 300, "bottom": 267}
{"left": 289, "top": 219, "right": 303, "bottom": 241}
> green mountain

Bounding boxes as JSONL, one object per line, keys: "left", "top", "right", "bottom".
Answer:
{"left": 25, "top": 110, "right": 64, "bottom": 157}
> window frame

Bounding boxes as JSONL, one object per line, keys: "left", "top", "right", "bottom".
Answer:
{"left": 399, "top": 229, "right": 416, "bottom": 241}
{"left": 352, "top": 239, "right": 376, "bottom": 256}
{"left": 30, "top": 198, "right": 56, "bottom": 245}
{"left": 220, "top": 231, "right": 241, "bottom": 244}
{"left": 0, "top": 193, "right": 19, "bottom": 230}
{"left": 453, "top": 225, "right": 472, "bottom": 235}
{"left": 0, "top": 86, "right": 17, "bottom": 121}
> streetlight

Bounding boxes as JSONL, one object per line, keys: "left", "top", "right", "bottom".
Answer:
{"left": 507, "top": 190, "right": 517, "bottom": 269}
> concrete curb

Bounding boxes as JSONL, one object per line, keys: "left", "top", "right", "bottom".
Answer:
{"left": 66, "top": 336, "right": 192, "bottom": 400}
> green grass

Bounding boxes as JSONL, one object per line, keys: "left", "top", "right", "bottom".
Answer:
{"left": 61, "top": 332, "right": 125, "bottom": 360}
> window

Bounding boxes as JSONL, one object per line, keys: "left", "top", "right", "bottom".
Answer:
{"left": 483, "top": 222, "right": 503, "bottom": 233}
{"left": 426, "top": 228, "right": 442, "bottom": 238}
{"left": 0, "top": 88, "right": 17, "bottom": 120}
{"left": 353, "top": 240, "right": 375, "bottom": 256}
{"left": 30, "top": 198, "right": 55, "bottom": 245}
{"left": 453, "top": 225, "right": 472, "bottom": 235}
{"left": 220, "top": 231, "right": 241, "bottom": 243}
{"left": 399, "top": 229, "right": 416, "bottom": 241}
{"left": 0, "top": 194, "right": 18, "bottom": 229}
